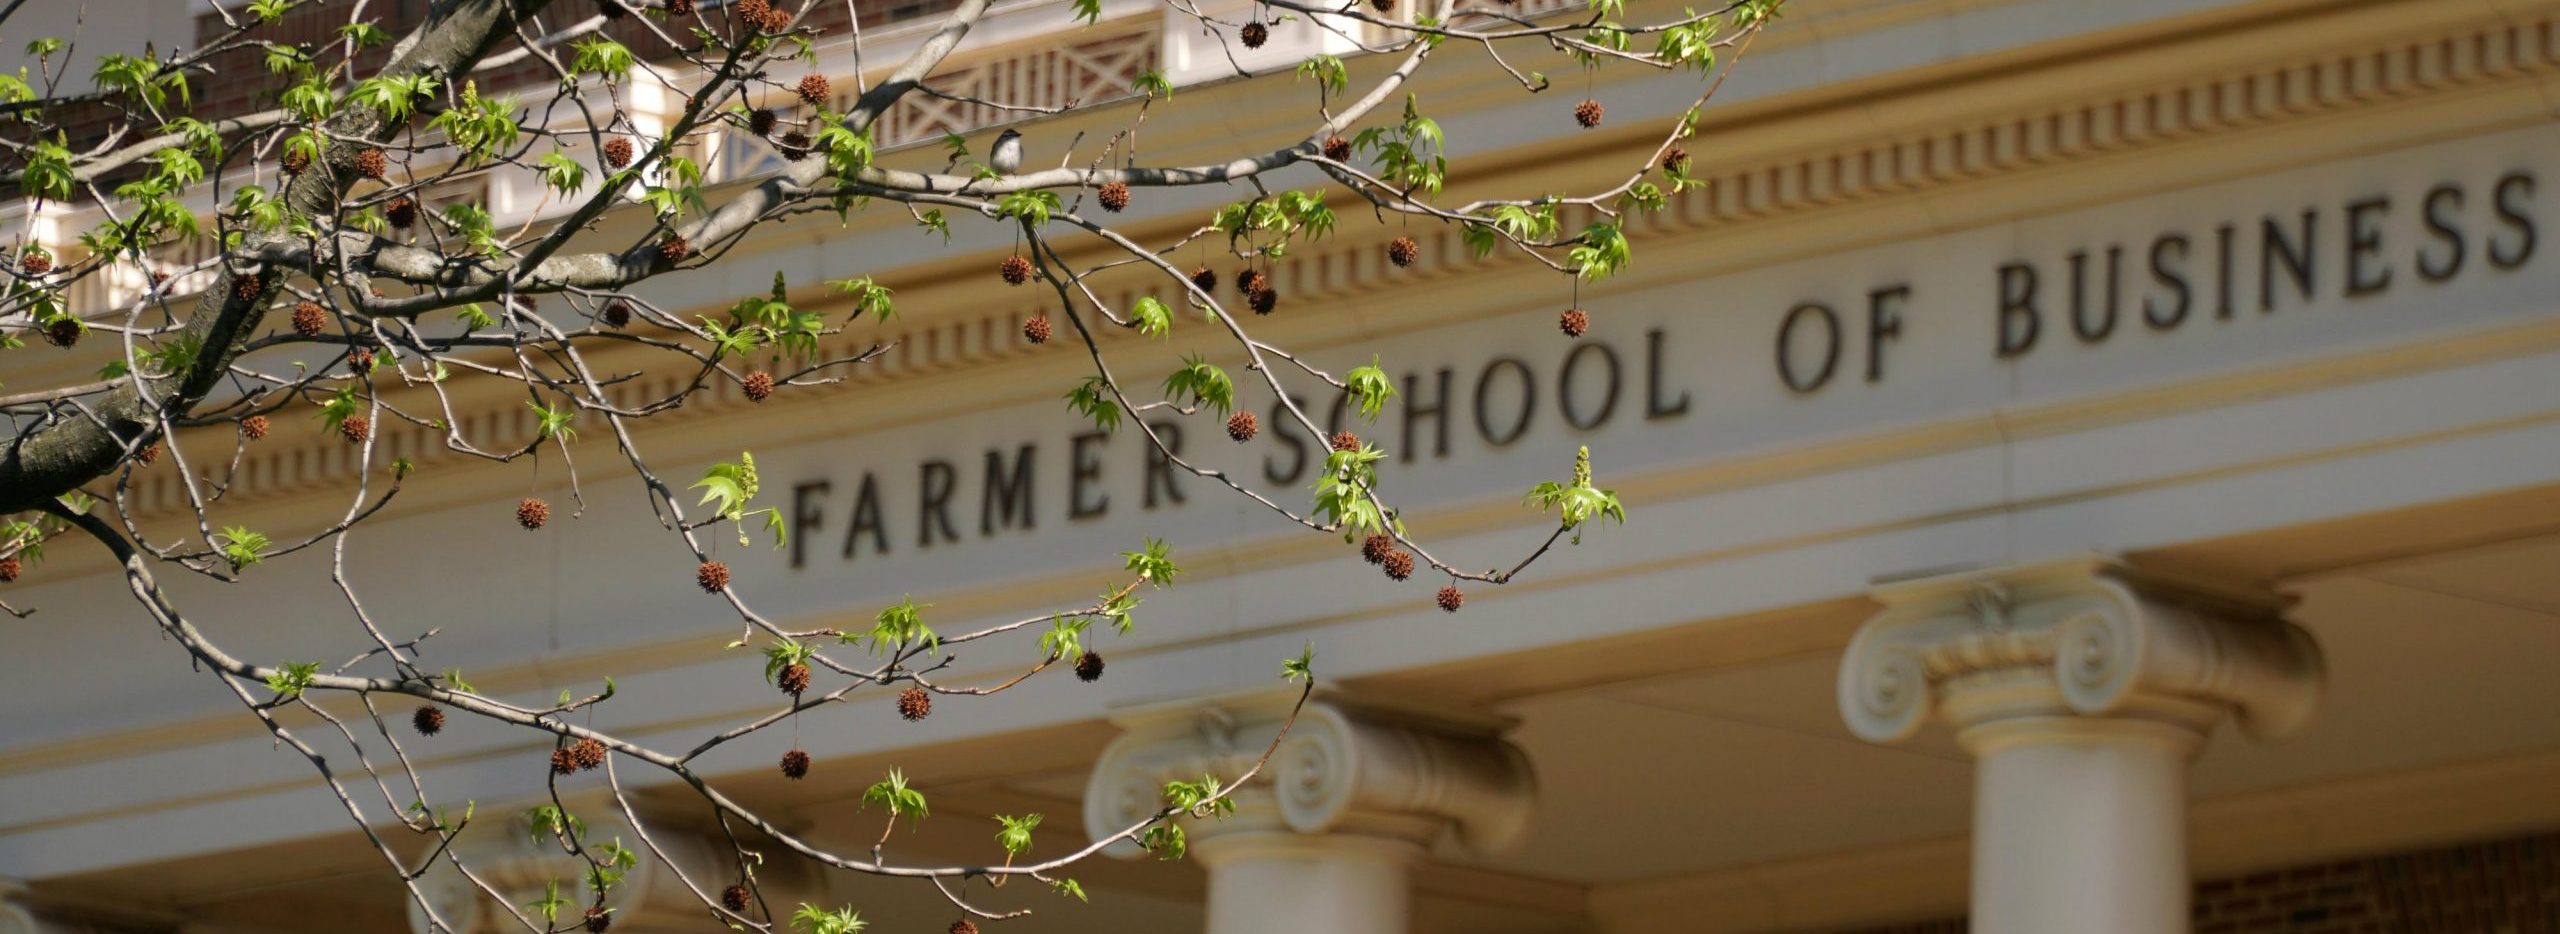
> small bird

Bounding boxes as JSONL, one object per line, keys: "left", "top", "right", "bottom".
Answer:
{"left": 988, "top": 128, "right": 1023, "bottom": 175}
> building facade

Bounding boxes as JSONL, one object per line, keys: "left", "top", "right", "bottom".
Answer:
{"left": 6, "top": 0, "right": 2560, "bottom": 931}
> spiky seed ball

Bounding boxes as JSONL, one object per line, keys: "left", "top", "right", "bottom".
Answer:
{"left": 1381, "top": 549, "right": 1416, "bottom": 581}
{"left": 777, "top": 662, "right": 810, "bottom": 695}
{"left": 1559, "top": 307, "right": 1590, "bottom": 338}
{"left": 292, "top": 301, "right": 326, "bottom": 337}
{"left": 1323, "top": 136, "right": 1353, "bottom": 162}
{"left": 950, "top": 921, "right": 980, "bottom": 934}
{"left": 134, "top": 441, "right": 160, "bottom": 466}
{"left": 602, "top": 300, "right": 632, "bottom": 328}
{"left": 1573, "top": 99, "right": 1604, "bottom": 129}
{"left": 667, "top": 0, "right": 693, "bottom": 13}
{"left": 748, "top": 108, "right": 778, "bottom": 136}
{"left": 1023, "top": 315, "right": 1051, "bottom": 344}
{"left": 518, "top": 497, "right": 550, "bottom": 530}
{"left": 340, "top": 415, "right": 371, "bottom": 445}
{"left": 600, "top": 0, "right": 628, "bottom": 17}
{"left": 1436, "top": 585, "right": 1464, "bottom": 612}
{"left": 796, "top": 73, "right": 832, "bottom": 106}
{"left": 1330, "top": 430, "right": 1361, "bottom": 452}
{"left": 999, "top": 254, "right": 1033, "bottom": 285}
{"left": 348, "top": 348, "right": 374, "bottom": 371}
{"left": 232, "top": 271, "right": 264, "bottom": 303}
{"left": 413, "top": 705, "right": 444, "bottom": 735}
{"left": 20, "top": 251, "right": 50, "bottom": 276}
{"left": 0, "top": 557, "right": 17, "bottom": 582}
{"left": 550, "top": 747, "right": 579, "bottom": 776}
{"left": 721, "top": 885, "right": 751, "bottom": 913}
{"left": 1371, "top": 0, "right": 1393, "bottom": 10}
{"left": 571, "top": 737, "right": 608, "bottom": 771}
{"left": 759, "top": 3, "right": 793, "bottom": 30}
{"left": 1361, "top": 533, "right": 1393, "bottom": 564}
{"left": 1236, "top": 268, "right": 1267, "bottom": 295}
{"left": 779, "top": 748, "right": 811, "bottom": 779}
{"left": 1226, "top": 410, "right": 1259, "bottom": 442}
{"left": 281, "top": 146, "right": 310, "bottom": 173}
{"left": 602, "top": 136, "right": 634, "bottom": 169}
{"left": 1249, "top": 287, "right": 1278, "bottom": 316}
{"left": 742, "top": 371, "right": 776, "bottom": 402}
{"left": 385, "top": 195, "right": 418, "bottom": 229}
{"left": 44, "top": 317, "right": 79, "bottom": 347}
{"left": 355, "top": 146, "right": 388, "bottom": 179}
{"left": 1240, "top": 21, "right": 1270, "bottom": 47}
{"left": 1387, "top": 236, "right": 1419, "bottom": 267}
{"left": 1074, "top": 650, "right": 1105, "bottom": 682}
{"left": 697, "top": 560, "right": 730, "bottom": 593}
{"left": 659, "top": 236, "right": 691, "bottom": 265}
{"left": 1097, "top": 181, "right": 1131, "bottom": 213}
{"left": 737, "top": 0, "right": 776, "bottom": 28}
{"left": 242, "top": 415, "right": 270, "bottom": 441}
{"left": 779, "top": 132, "right": 811, "bottom": 161}
{"left": 583, "top": 907, "right": 611, "bottom": 933}
{"left": 1190, "top": 266, "right": 1218, "bottom": 293}
{"left": 1662, "top": 146, "right": 1690, "bottom": 173}
{"left": 897, "top": 685, "right": 932, "bottom": 721}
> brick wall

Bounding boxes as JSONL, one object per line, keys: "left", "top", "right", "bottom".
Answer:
{"left": 1839, "top": 829, "right": 2560, "bottom": 934}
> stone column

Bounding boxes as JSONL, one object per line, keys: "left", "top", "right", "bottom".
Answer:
{"left": 1837, "top": 556, "right": 2323, "bottom": 934}
{"left": 1082, "top": 690, "right": 1534, "bottom": 934}
{"left": 406, "top": 794, "right": 816, "bottom": 934}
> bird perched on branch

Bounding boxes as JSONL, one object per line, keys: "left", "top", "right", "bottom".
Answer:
{"left": 989, "top": 128, "right": 1024, "bottom": 175}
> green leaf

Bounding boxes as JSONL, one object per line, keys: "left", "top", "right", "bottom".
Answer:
{"left": 527, "top": 804, "right": 583, "bottom": 845}
{"left": 351, "top": 72, "right": 439, "bottom": 122}
{"left": 340, "top": 21, "right": 393, "bottom": 48}
{"left": 528, "top": 400, "right": 578, "bottom": 442}
{"left": 861, "top": 768, "right": 930, "bottom": 824}
{"left": 1158, "top": 354, "right": 1232, "bottom": 413}
{"left": 1281, "top": 644, "right": 1316, "bottom": 683}
{"left": 1296, "top": 55, "right": 1348, "bottom": 95}
{"left": 827, "top": 276, "right": 895, "bottom": 322}
{"left": 998, "top": 190, "right": 1064, "bottom": 226}
{"left": 1568, "top": 222, "right": 1631, "bottom": 279}
{"left": 996, "top": 813, "right": 1041, "bottom": 855}
{"left": 527, "top": 879, "right": 566, "bottom": 925}
{"left": 216, "top": 526, "right": 271, "bottom": 570}
{"left": 864, "top": 597, "right": 936, "bottom": 656}
{"left": 1132, "top": 296, "right": 1174, "bottom": 338}
{"left": 1344, "top": 357, "right": 1395, "bottom": 420}
{"left": 263, "top": 661, "right": 321, "bottom": 698}
{"left": 1524, "top": 446, "right": 1627, "bottom": 543}
{"left": 693, "top": 452, "right": 763, "bottom": 521}
{"left": 536, "top": 150, "right": 589, "bottom": 194}
{"left": 569, "top": 38, "right": 634, "bottom": 78}
{"left": 761, "top": 639, "right": 814, "bottom": 683}
{"left": 1122, "top": 538, "right": 1178, "bottom": 587}
{"left": 1064, "top": 377, "right": 1121, "bottom": 432}
{"left": 790, "top": 904, "right": 867, "bottom": 934}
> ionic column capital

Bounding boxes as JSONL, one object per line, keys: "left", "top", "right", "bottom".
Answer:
{"left": 1082, "top": 689, "right": 1534, "bottom": 857}
{"left": 1838, "top": 555, "right": 2324, "bottom": 749}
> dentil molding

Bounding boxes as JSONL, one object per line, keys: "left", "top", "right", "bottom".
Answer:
{"left": 100, "top": 0, "right": 2560, "bottom": 521}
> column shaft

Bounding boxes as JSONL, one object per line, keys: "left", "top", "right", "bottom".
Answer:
{"left": 1195, "top": 833, "right": 1419, "bottom": 934}
{"left": 1967, "top": 719, "right": 2195, "bottom": 934}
